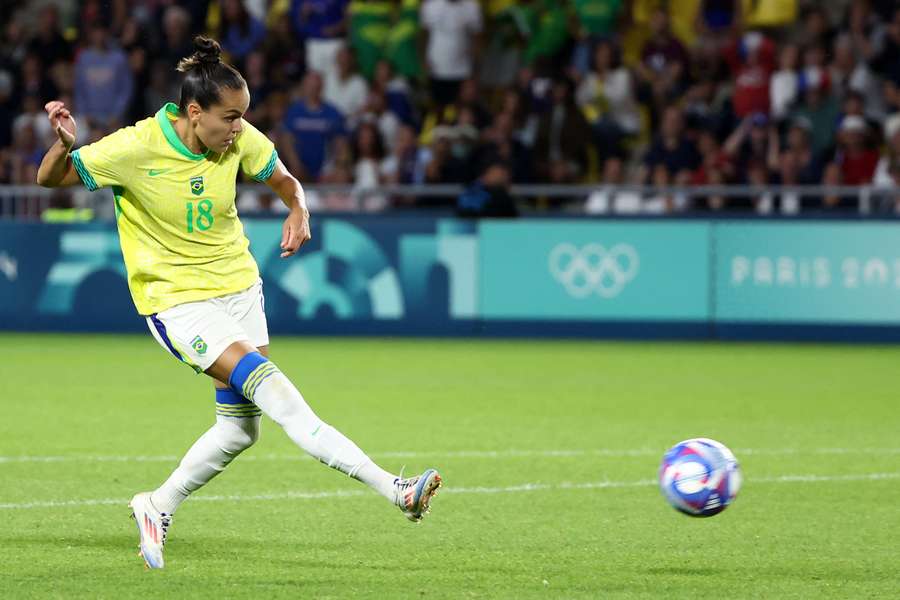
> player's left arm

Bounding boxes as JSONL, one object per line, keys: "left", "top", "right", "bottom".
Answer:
{"left": 238, "top": 118, "right": 311, "bottom": 258}
{"left": 265, "top": 159, "right": 311, "bottom": 258}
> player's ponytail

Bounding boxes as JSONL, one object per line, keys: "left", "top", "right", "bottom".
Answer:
{"left": 176, "top": 36, "right": 246, "bottom": 113}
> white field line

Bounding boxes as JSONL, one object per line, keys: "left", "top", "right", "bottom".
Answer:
{"left": 1, "top": 447, "right": 900, "bottom": 465}
{"left": 1, "top": 472, "right": 898, "bottom": 510}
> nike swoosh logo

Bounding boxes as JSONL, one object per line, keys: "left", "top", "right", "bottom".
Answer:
{"left": 148, "top": 169, "right": 170, "bottom": 176}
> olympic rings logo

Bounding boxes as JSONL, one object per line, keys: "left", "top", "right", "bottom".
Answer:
{"left": 548, "top": 243, "right": 640, "bottom": 298}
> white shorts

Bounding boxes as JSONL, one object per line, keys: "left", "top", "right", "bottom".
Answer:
{"left": 146, "top": 279, "right": 269, "bottom": 373}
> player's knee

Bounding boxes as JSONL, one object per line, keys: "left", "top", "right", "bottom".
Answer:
{"left": 216, "top": 417, "right": 260, "bottom": 453}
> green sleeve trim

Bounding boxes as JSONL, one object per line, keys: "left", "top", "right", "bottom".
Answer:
{"left": 251, "top": 149, "right": 278, "bottom": 182}
{"left": 70, "top": 149, "right": 100, "bottom": 191}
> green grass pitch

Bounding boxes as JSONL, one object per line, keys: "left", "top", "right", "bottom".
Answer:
{"left": 2, "top": 334, "right": 898, "bottom": 598}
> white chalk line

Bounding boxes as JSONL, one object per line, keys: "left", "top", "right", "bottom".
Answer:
{"left": 1, "top": 447, "right": 900, "bottom": 465}
{"left": 1, "top": 472, "right": 898, "bottom": 510}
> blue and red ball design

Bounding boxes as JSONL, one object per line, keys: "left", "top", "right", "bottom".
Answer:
{"left": 659, "top": 438, "right": 741, "bottom": 517}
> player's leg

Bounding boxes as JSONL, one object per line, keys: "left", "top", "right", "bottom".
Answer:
{"left": 147, "top": 347, "right": 269, "bottom": 517}
{"left": 205, "top": 341, "right": 442, "bottom": 521}
{"left": 133, "top": 299, "right": 266, "bottom": 568}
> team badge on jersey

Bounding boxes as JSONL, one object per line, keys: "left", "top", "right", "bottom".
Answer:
{"left": 190, "top": 176, "right": 204, "bottom": 196}
{"left": 191, "top": 335, "right": 208, "bottom": 355}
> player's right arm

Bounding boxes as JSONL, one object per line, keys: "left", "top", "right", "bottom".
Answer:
{"left": 36, "top": 100, "right": 81, "bottom": 187}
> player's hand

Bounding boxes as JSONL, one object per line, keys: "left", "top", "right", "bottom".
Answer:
{"left": 280, "top": 208, "right": 311, "bottom": 258}
{"left": 45, "top": 100, "right": 76, "bottom": 151}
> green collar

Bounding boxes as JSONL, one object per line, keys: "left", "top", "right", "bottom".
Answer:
{"left": 155, "top": 103, "right": 210, "bottom": 161}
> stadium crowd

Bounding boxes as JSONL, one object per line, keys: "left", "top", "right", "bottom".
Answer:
{"left": 2, "top": 0, "right": 900, "bottom": 214}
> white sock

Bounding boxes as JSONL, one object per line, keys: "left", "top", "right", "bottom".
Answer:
{"left": 242, "top": 362, "right": 398, "bottom": 501}
{"left": 150, "top": 415, "right": 260, "bottom": 514}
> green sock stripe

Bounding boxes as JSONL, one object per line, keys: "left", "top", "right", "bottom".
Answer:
{"left": 244, "top": 364, "right": 279, "bottom": 401}
{"left": 242, "top": 363, "right": 279, "bottom": 401}
{"left": 241, "top": 362, "right": 275, "bottom": 397}
{"left": 216, "top": 405, "right": 262, "bottom": 417}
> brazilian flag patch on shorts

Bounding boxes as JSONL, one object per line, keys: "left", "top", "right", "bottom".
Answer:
{"left": 191, "top": 335, "right": 208, "bottom": 355}
{"left": 190, "top": 176, "right": 204, "bottom": 196}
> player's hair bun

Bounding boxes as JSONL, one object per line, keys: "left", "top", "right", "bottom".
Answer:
{"left": 177, "top": 36, "right": 222, "bottom": 72}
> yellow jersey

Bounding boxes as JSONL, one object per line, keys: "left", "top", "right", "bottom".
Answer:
{"left": 71, "top": 102, "right": 277, "bottom": 315}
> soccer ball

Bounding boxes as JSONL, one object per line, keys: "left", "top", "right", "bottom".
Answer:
{"left": 658, "top": 438, "right": 741, "bottom": 517}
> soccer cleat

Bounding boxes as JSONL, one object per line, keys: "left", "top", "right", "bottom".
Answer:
{"left": 394, "top": 468, "right": 442, "bottom": 522}
{"left": 128, "top": 492, "right": 172, "bottom": 569}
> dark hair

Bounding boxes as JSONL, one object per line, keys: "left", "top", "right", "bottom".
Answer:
{"left": 176, "top": 36, "right": 246, "bottom": 113}
{"left": 352, "top": 122, "right": 386, "bottom": 161}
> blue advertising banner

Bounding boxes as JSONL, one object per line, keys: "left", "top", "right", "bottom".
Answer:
{"left": 715, "top": 222, "right": 900, "bottom": 323}
{"left": 3, "top": 218, "right": 900, "bottom": 339}
{"left": 479, "top": 221, "right": 711, "bottom": 320}
{"left": 0, "top": 218, "right": 480, "bottom": 334}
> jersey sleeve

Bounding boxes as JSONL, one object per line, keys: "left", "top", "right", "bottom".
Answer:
{"left": 238, "top": 119, "right": 278, "bottom": 182}
{"left": 70, "top": 127, "right": 136, "bottom": 191}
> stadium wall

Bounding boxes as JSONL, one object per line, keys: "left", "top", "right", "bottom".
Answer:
{"left": 2, "top": 217, "right": 900, "bottom": 342}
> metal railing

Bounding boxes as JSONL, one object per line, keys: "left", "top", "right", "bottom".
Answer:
{"left": 1, "top": 184, "right": 897, "bottom": 221}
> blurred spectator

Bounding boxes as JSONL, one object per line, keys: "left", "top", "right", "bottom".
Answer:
{"left": 244, "top": 51, "right": 274, "bottom": 121}
{"left": 796, "top": 6, "right": 834, "bottom": 49}
{"left": 534, "top": 77, "right": 590, "bottom": 184}
{"left": 385, "top": 0, "right": 422, "bottom": 81}
{"left": 584, "top": 157, "right": 642, "bottom": 214}
{"left": 575, "top": 38, "right": 639, "bottom": 161}
{"left": 784, "top": 116, "right": 823, "bottom": 184}
{"left": 347, "top": 0, "right": 391, "bottom": 79}
{"left": 119, "top": 17, "right": 150, "bottom": 122}
{"left": 791, "top": 67, "right": 839, "bottom": 158}
{"left": 324, "top": 45, "right": 368, "bottom": 119}
{"left": 833, "top": 115, "right": 878, "bottom": 185}
{"left": 74, "top": 25, "right": 133, "bottom": 130}
{"left": 638, "top": 106, "right": 700, "bottom": 183}
{"left": 456, "top": 78, "right": 492, "bottom": 130}
{"left": 573, "top": 0, "right": 624, "bottom": 39}
{"left": 873, "top": 115, "right": 900, "bottom": 186}
{"left": 457, "top": 162, "right": 518, "bottom": 218}
{"left": 27, "top": 4, "right": 71, "bottom": 66}
{"left": 692, "top": 128, "right": 734, "bottom": 185}
{"left": 260, "top": 16, "right": 307, "bottom": 88}
{"left": 157, "top": 5, "right": 195, "bottom": 70}
{"left": 351, "top": 122, "right": 387, "bottom": 210}
{"left": 723, "top": 112, "right": 777, "bottom": 182}
{"left": 380, "top": 124, "right": 420, "bottom": 185}
{"left": 12, "top": 94, "right": 54, "bottom": 148}
{"left": 724, "top": 32, "right": 776, "bottom": 119}
{"left": 219, "top": 0, "right": 267, "bottom": 65}
{"left": 523, "top": 0, "right": 569, "bottom": 68}
{"left": 0, "top": 71, "right": 15, "bottom": 149}
{"left": 144, "top": 61, "right": 178, "bottom": 120}
{"left": 354, "top": 88, "right": 400, "bottom": 152}
{"left": 697, "top": 0, "right": 740, "bottom": 41}
{"left": 421, "top": 0, "right": 483, "bottom": 107}
{"left": 847, "top": 0, "right": 885, "bottom": 62}
{"left": 475, "top": 110, "right": 532, "bottom": 184}
{"left": 769, "top": 43, "right": 800, "bottom": 121}
{"left": 421, "top": 126, "right": 468, "bottom": 188}
{"left": 373, "top": 59, "right": 416, "bottom": 126}
{"left": 19, "top": 53, "right": 58, "bottom": 104}
{"left": 870, "top": 7, "right": 900, "bottom": 84}
{"left": 291, "top": 0, "right": 349, "bottom": 81}
{"left": 831, "top": 34, "right": 884, "bottom": 120}
{"left": 635, "top": 8, "right": 689, "bottom": 119}
{"left": 6, "top": 121, "right": 43, "bottom": 184}
{"left": 283, "top": 71, "right": 346, "bottom": 181}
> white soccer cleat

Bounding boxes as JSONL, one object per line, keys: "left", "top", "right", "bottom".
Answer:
{"left": 394, "top": 468, "right": 442, "bottom": 522}
{"left": 129, "top": 492, "right": 172, "bottom": 569}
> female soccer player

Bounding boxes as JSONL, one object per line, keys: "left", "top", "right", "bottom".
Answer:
{"left": 37, "top": 37, "right": 441, "bottom": 570}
